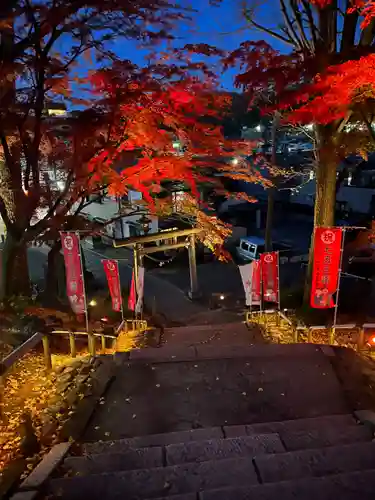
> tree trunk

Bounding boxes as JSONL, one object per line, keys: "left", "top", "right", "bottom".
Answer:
{"left": 46, "top": 241, "right": 62, "bottom": 297}
{"left": 0, "top": 232, "right": 30, "bottom": 300}
{"left": 303, "top": 125, "right": 338, "bottom": 303}
{"left": 265, "top": 189, "right": 275, "bottom": 252}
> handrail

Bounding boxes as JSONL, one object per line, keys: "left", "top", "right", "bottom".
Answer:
{"left": 245, "top": 309, "right": 371, "bottom": 351}
{"left": 0, "top": 332, "right": 43, "bottom": 377}
{"left": 0, "top": 318, "right": 148, "bottom": 379}
{"left": 52, "top": 329, "right": 117, "bottom": 339}
{"left": 278, "top": 311, "right": 293, "bottom": 326}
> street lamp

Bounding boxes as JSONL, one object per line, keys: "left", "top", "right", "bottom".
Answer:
{"left": 138, "top": 214, "right": 152, "bottom": 234}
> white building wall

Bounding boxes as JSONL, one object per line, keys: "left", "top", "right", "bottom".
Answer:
{"left": 80, "top": 194, "right": 158, "bottom": 239}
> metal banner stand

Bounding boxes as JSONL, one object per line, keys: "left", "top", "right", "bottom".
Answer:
{"left": 276, "top": 251, "right": 281, "bottom": 326}
{"left": 332, "top": 228, "right": 346, "bottom": 343}
{"left": 260, "top": 258, "right": 264, "bottom": 317}
{"left": 77, "top": 232, "right": 89, "bottom": 333}
{"left": 277, "top": 251, "right": 281, "bottom": 312}
{"left": 115, "top": 259, "right": 124, "bottom": 322}
{"left": 133, "top": 245, "right": 139, "bottom": 320}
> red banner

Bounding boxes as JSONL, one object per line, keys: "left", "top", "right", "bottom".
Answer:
{"left": 102, "top": 259, "right": 122, "bottom": 312}
{"left": 251, "top": 260, "right": 262, "bottom": 306}
{"left": 261, "top": 252, "right": 279, "bottom": 304}
{"left": 311, "top": 227, "right": 343, "bottom": 309}
{"left": 128, "top": 269, "right": 136, "bottom": 311}
{"left": 60, "top": 232, "right": 86, "bottom": 315}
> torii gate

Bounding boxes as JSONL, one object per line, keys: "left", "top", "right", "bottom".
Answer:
{"left": 113, "top": 227, "right": 202, "bottom": 302}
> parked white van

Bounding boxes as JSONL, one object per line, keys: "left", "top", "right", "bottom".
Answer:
{"left": 236, "top": 236, "right": 308, "bottom": 264}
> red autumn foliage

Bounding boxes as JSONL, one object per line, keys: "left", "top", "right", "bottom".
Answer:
{"left": 3, "top": 0, "right": 263, "bottom": 297}
{"left": 225, "top": 2, "right": 375, "bottom": 132}
{"left": 220, "top": 0, "right": 375, "bottom": 241}
{"left": 84, "top": 62, "right": 261, "bottom": 206}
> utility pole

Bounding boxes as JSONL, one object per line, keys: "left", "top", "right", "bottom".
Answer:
{"left": 264, "top": 112, "right": 280, "bottom": 252}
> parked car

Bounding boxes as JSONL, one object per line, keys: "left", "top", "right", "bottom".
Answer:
{"left": 235, "top": 236, "right": 308, "bottom": 264}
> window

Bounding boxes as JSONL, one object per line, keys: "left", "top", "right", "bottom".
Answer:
{"left": 241, "top": 242, "right": 249, "bottom": 252}
{"left": 128, "top": 223, "right": 138, "bottom": 237}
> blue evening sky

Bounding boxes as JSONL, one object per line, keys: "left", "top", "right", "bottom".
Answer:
{"left": 107, "top": 0, "right": 287, "bottom": 90}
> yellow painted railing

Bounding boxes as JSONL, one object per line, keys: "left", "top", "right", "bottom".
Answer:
{"left": 245, "top": 309, "right": 372, "bottom": 352}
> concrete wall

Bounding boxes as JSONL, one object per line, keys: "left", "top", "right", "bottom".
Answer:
{"left": 337, "top": 186, "right": 375, "bottom": 214}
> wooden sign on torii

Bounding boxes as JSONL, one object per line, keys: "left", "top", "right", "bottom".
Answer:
{"left": 113, "top": 227, "right": 202, "bottom": 301}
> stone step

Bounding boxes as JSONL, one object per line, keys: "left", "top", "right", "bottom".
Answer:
{"left": 165, "top": 433, "right": 284, "bottom": 467}
{"left": 48, "top": 441, "right": 375, "bottom": 500}
{"left": 226, "top": 414, "right": 372, "bottom": 451}
{"left": 115, "top": 342, "right": 330, "bottom": 364}
{"left": 64, "top": 446, "right": 164, "bottom": 475}
{"left": 83, "top": 414, "right": 360, "bottom": 455}
{"left": 254, "top": 441, "right": 375, "bottom": 484}
{"left": 201, "top": 468, "right": 375, "bottom": 500}
{"left": 65, "top": 434, "right": 284, "bottom": 475}
{"left": 48, "top": 456, "right": 260, "bottom": 499}
{"left": 83, "top": 427, "right": 224, "bottom": 455}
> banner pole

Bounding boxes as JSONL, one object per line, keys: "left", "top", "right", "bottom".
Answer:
{"left": 277, "top": 251, "right": 281, "bottom": 312}
{"left": 133, "top": 245, "right": 139, "bottom": 320}
{"left": 249, "top": 262, "right": 253, "bottom": 314}
{"left": 260, "top": 257, "right": 264, "bottom": 315}
{"left": 332, "top": 228, "right": 346, "bottom": 339}
{"left": 117, "top": 259, "right": 124, "bottom": 322}
{"left": 77, "top": 232, "right": 89, "bottom": 333}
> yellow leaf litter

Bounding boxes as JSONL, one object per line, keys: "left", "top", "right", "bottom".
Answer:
{"left": 0, "top": 352, "right": 83, "bottom": 473}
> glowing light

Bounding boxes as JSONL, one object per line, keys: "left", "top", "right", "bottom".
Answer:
{"left": 219, "top": 294, "right": 225, "bottom": 300}
{"left": 370, "top": 336, "right": 375, "bottom": 344}
{"left": 172, "top": 141, "right": 180, "bottom": 149}
{"left": 89, "top": 299, "right": 97, "bottom": 307}
{"left": 255, "top": 124, "right": 262, "bottom": 132}
{"left": 232, "top": 158, "right": 239, "bottom": 166}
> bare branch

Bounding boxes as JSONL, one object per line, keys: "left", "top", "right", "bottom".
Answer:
{"left": 243, "top": 8, "right": 296, "bottom": 46}
{"left": 280, "top": 0, "right": 304, "bottom": 49}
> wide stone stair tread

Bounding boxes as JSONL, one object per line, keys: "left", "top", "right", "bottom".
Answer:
{"left": 147, "top": 496, "right": 197, "bottom": 500}
{"left": 165, "top": 433, "right": 284, "bottom": 466}
{"left": 65, "top": 434, "right": 284, "bottom": 475}
{"left": 227, "top": 413, "right": 357, "bottom": 437}
{"left": 82, "top": 414, "right": 361, "bottom": 456}
{"left": 254, "top": 441, "right": 375, "bottom": 483}
{"left": 277, "top": 423, "right": 373, "bottom": 451}
{"left": 48, "top": 441, "right": 375, "bottom": 500}
{"left": 64, "top": 446, "right": 164, "bottom": 475}
{"left": 83, "top": 427, "right": 224, "bottom": 455}
{"left": 229, "top": 417, "right": 373, "bottom": 451}
{"left": 200, "top": 469, "right": 375, "bottom": 500}
{"left": 48, "top": 456, "right": 260, "bottom": 499}
{"left": 161, "top": 321, "right": 253, "bottom": 348}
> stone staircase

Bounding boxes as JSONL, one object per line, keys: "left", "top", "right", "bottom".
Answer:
{"left": 46, "top": 413, "right": 375, "bottom": 499}
{"left": 15, "top": 323, "right": 375, "bottom": 500}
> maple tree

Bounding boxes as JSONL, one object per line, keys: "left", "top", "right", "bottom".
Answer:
{"left": 0, "top": 1, "right": 266, "bottom": 300}
{"left": 221, "top": 0, "right": 375, "bottom": 297}
{"left": 0, "top": 0, "right": 191, "bottom": 298}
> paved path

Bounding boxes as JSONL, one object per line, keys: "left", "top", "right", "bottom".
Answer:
{"left": 27, "top": 244, "right": 207, "bottom": 324}
{"left": 81, "top": 242, "right": 206, "bottom": 323}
